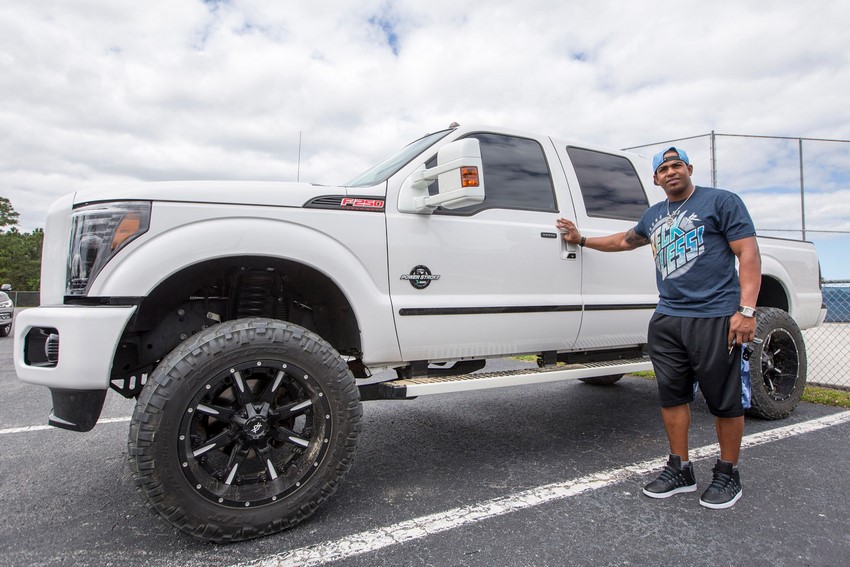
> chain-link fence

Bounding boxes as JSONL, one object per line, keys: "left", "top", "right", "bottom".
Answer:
{"left": 626, "top": 133, "right": 850, "bottom": 390}
{"left": 807, "top": 282, "right": 850, "bottom": 389}
{"left": 5, "top": 291, "right": 39, "bottom": 307}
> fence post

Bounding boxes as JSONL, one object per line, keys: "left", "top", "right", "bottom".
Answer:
{"left": 710, "top": 130, "right": 717, "bottom": 188}
{"left": 799, "top": 137, "right": 806, "bottom": 240}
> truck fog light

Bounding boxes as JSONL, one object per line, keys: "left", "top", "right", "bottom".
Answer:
{"left": 46, "top": 333, "right": 60, "bottom": 364}
{"left": 24, "top": 327, "right": 59, "bottom": 368}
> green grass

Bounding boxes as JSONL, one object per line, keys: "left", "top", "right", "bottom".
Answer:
{"left": 802, "top": 385, "right": 850, "bottom": 408}
{"left": 631, "top": 371, "right": 656, "bottom": 379}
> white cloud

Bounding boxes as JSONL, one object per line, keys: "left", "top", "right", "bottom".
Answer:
{"left": 2, "top": 0, "right": 850, "bottom": 257}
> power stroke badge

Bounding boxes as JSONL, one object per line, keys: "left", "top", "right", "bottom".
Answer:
{"left": 401, "top": 265, "right": 440, "bottom": 289}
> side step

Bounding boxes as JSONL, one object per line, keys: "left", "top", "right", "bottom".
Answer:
{"left": 373, "top": 357, "right": 652, "bottom": 399}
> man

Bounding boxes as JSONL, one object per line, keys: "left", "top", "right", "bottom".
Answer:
{"left": 557, "top": 147, "right": 761, "bottom": 509}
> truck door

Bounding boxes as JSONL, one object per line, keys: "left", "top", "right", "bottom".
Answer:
{"left": 386, "top": 131, "right": 582, "bottom": 362}
{"left": 555, "top": 145, "right": 659, "bottom": 349}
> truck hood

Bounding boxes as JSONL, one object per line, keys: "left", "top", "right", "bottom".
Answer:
{"left": 72, "top": 180, "right": 368, "bottom": 208}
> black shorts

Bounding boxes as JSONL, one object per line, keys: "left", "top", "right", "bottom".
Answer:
{"left": 647, "top": 313, "right": 744, "bottom": 418}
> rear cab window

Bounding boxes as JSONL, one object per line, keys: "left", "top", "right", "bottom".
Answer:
{"left": 566, "top": 147, "right": 648, "bottom": 221}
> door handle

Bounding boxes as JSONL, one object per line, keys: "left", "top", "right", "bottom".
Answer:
{"left": 561, "top": 237, "right": 578, "bottom": 260}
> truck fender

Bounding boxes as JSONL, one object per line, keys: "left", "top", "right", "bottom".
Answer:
{"left": 88, "top": 217, "right": 402, "bottom": 365}
{"left": 760, "top": 249, "right": 822, "bottom": 329}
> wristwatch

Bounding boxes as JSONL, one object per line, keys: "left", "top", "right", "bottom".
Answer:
{"left": 738, "top": 306, "right": 756, "bottom": 318}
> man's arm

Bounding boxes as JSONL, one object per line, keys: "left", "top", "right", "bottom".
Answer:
{"left": 728, "top": 236, "right": 762, "bottom": 347}
{"left": 555, "top": 218, "right": 649, "bottom": 251}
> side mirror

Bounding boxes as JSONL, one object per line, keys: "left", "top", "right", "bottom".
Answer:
{"left": 398, "top": 138, "right": 486, "bottom": 213}
{"left": 0, "top": 284, "right": 11, "bottom": 292}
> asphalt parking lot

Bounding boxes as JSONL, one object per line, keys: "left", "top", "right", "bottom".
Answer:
{"left": 1, "top": 327, "right": 849, "bottom": 567}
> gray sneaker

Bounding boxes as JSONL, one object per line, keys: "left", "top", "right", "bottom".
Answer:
{"left": 699, "top": 459, "right": 742, "bottom": 509}
{"left": 643, "top": 454, "right": 697, "bottom": 499}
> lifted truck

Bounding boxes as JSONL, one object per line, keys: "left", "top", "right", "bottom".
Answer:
{"left": 14, "top": 124, "right": 825, "bottom": 541}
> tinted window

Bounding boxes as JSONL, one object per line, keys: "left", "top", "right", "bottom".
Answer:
{"left": 431, "top": 133, "right": 557, "bottom": 215}
{"left": 567, "top": 147, "right": 648, "bottom": 221}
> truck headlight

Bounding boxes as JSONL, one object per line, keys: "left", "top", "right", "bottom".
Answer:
{"left": 66, "top": 201, "right": 151, "bottom": 296}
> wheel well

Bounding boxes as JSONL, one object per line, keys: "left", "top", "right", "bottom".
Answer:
{"left": 757, "top": 275, "right": 789, "bottom": 312}
{"left": 111, "top": 256, "right": 361, "bottom": 393}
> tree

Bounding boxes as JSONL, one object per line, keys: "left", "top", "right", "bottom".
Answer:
{"left": 0, "top": 228, "right": 43, "bottom": 290}
{"left": 0, "top": 196, "right": 19, "bottom": 232}
{"left": 0, "top": 197, "right": 44, "bottom": 291}
{"left": 0, "top": 198, "right": 42, "bottom": 290}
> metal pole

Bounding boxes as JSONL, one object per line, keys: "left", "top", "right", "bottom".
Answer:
{"left": 710, "top": 130, "right": 717, "bottom": 187}
{"left": 297, "top": 131, "right": 302, "bottom": 183}
{"left": 799, "top": 138, "right": 806, "bottom": 240}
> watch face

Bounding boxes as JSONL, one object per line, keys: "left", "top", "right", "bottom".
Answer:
{"left": 739, "top": 306, "right": 755, "bottom": 317}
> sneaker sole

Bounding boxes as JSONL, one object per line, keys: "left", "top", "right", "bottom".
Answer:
{"left": 642, "top": 484, "right": 698, "bottom": 499}
{"left": 699, "top": 490, "right": 742, "bottom": 509}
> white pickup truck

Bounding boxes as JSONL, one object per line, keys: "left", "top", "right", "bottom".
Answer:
{"left": 14, "top": 124, "right": 825, "bottom": 542}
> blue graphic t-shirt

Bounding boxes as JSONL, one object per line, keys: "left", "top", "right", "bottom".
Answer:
{"left": 634, "top": 186, "right": 756, "bottom": 317}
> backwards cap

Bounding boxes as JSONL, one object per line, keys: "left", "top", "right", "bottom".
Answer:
{"left": 652, "top": 147, "right": 690, "bottom": 173}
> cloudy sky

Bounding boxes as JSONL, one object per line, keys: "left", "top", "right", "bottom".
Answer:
{"left": 2, "top": 0, "right": 849, "bottom": 277}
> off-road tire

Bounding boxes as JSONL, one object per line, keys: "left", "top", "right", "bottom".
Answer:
{"left": 579, "top": 374, "right": 624, "bottom": 386}
{"left": 746, "top": 307, "right": 807, "bottom": 420}
{"left": 128, "top": 318, "right": 362, "bottom": 542}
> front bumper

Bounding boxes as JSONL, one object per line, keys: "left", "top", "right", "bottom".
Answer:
{"left": 14, "top": 304, "right": 137, "bottom": 390}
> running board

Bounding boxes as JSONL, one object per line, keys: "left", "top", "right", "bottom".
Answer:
{"left": 372, "top": 357, "right": 652, "bottom": 399}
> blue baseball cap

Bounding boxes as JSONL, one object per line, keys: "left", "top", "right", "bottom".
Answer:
{"left": 652, "top": 147, "right": 690, "bottom": 173}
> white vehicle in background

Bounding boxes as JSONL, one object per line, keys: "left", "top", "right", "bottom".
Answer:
{"left": 13, "top": 124, "right": 825, "bottom": 542}
{"left": 0, "top": 284, "right": 13, "bottom": 337}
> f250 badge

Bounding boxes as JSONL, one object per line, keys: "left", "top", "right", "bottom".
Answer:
{"left": 401, "top": 265, "right": 440, "bottom": 289}
{"left": 340, "top": 197, "right": 384, "bottom": 209}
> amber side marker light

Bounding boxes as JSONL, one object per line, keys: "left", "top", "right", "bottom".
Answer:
{"left": 111, "top": 213, "right": 142, "bottom": 250}
{"left": 461, "top": 166, "right": 480, "bottom": 187}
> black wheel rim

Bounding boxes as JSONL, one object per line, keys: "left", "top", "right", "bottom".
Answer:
{"left": 177, "top": 359, "right": 332, "bottom": 508}
{"left": 759, "top": 328, "right": 800, "bottom": 401}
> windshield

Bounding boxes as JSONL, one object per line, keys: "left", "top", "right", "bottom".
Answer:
{"left": 345, "top": 129, "right": 453, "bottom": 187}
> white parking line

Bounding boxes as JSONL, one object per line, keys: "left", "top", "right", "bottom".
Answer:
{"left": 234, "top": 410, "right": 850, "bottom": 567}
{"left": 0, "top": 416, "right": 131, "bottom": 435}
